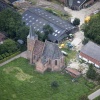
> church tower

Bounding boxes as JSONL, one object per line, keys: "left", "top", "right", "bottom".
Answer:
{"left": 27, "top": 26, "right": 38, "bottom": 63}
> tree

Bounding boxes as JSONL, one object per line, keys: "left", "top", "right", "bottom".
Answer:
{"left": 35, "top": 31, "right": 45, "bottom": 41}
{"left": 51, "top": 81, "right": 59, "bottom": 88}
{"left": 0, "top": 39, "right": 18, "bottom": 55}
{"left": 73, "top": 18, "right": 80, "bottom": 26}
{"left": 0, "top": 8, "right": 29, "bottom": 43}
{"left": 16, "top": 26, "right": 29, "bottom": 43}
{"left": 86, "top": 64, "right": 97, "bottom": 80}
{"left": 82, "top": 38, "right": 89, "bottom": 45}
{"left": 84, "top": 13, "right": 100, "bottom": 44}
{"left": 43, "top": 24, "right": 53, "bottom": 34}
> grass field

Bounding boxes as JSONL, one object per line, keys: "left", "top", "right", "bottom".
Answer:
{"left": 0, "top": 58, "right": 93, "bottom": 100}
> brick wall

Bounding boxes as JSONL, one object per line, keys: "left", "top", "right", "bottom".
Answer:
{"left": 80, "top": 52, "right": 100, "bottom": 66}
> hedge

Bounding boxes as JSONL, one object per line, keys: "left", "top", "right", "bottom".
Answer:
{"left": 0, "top": 51, "right": 21, "bottom": 64}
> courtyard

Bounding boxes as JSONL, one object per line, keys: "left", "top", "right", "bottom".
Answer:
{"left": 0, "top": 57, "right": 96, "bottom": 100}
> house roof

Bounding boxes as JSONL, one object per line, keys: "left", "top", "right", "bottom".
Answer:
{"left": 22, "top": 7, "right": 75, "bottom": 42}
{"left": 80, "top": 41, "right": 100, "bottom": 61}
{"left": 66, "top": 67, "right": 81, "bottom": 76}
{"left": 41, "top": 41, "right": 63, "bottom": 64}
{"left": 33, "top": 40, "right": 44, "bottom": 56}
{"left": 72, "top": 0, "right": 86, "bottom": 7}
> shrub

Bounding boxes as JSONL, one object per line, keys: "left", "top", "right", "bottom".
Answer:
{"left": 51, "top": 81, "right": 59, "bottom": 88}
{"left": 0, "top": 55, "right": 3, "bottom": 60}
{"left": 1, "top": 54, "right": 6, "bottom": 58}
{"left": 86, "top": 64, "right": 97, "bottom": 80}
{"left": 85, "top": 81, "right": 95, "bottom": 89}
{"left": 5, "top": 52, "right": 9, "bottom": 57}
{"left": 79, "top": 95, "right": 89, "bottom": 100}
{"left": 73, "top": 18, "right": 80, "bottom": 26}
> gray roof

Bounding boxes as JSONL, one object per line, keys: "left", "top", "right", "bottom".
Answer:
{"left": 81, "top": 41, "right": 100, "bottom": 61}
{"left": 22, "top": 7, "right": 75, "bottom": 42}
{"left": 71, "top": 0, "right": 86, "bottom": 7}
{"left": 41, "top": 41, "right": 63, "bottom": 64}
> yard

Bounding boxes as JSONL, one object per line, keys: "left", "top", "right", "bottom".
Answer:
{"left": 0, "top": 58, "right": 94, "bottom": 100}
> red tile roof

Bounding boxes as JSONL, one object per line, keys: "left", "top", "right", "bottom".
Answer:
{"left": 33, "top": 40, "right": 45, "bottom": 56}
{"left": 66, "top": 67, "right": 81, "bottom": 76}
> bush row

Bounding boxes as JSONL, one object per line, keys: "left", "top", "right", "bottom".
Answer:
{"left": 0, "top": 51, "right": 21, "bottom": 64}
{"left": 0, "top": 50, "right": 20, "bottom": 60}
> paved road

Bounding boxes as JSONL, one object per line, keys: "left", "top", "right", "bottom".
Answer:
{"left": 88, "top": 89, "right": 100, "bottom": 100}
{"left": 0, "top": 51, "right": 27, "bottom": 67}
{"left": 64, "top": 1, "right": 100, "bottom": 25}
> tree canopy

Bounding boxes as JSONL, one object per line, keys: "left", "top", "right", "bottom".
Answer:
{"left": 0, "top": 9, "right": 29, "bottom": 43}
{"left": 43, "top": 24, "right": 53, "bottom": 34}
{"left": 86, "top": 64, "right": 97, "bottom": 80}
{"left": 73, "top": 18, "right": 80, "bottom": 26}
{"left": 0, "top": 39, "right": 18, "bottom": 54}
{"left": 84, "top": 13, "right": 100, "bottom": 44}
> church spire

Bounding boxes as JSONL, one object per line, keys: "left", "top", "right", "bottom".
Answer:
{"left": 29, "top": 25, "right": 38, "bottom": 39}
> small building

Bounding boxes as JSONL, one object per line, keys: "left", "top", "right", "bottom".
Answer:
{"left": 79, "top": 41, "right": 100, "bottom": 68}
{"left": 0, "top": 33, "right": 6, "bottom": 44}
{"left": 66, "top": 0, "right": 94, "bottom": 10}
{"left": 65, "top": 67, "right": 81, "bottom": 77}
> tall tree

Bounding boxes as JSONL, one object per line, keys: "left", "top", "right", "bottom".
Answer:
{"left": 86, "top": 64, "right": 97, "bottom": 80}
{"left": 84, "top": 13, "right": 100, "bottom": 44}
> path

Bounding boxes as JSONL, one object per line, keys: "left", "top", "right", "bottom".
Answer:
{"left": 88, "top": 89, "right": 100, "bottom": 100}
{"left": 0, "top": 51, "right": 27, "bottom": 67}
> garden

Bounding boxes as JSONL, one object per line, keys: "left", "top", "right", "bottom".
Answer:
{"left": 0, "top": 57, "right": 96, "bottom": 100}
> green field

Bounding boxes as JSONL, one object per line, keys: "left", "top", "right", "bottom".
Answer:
{"left": 0, "top": 58, "right": 92, "bottom": 100}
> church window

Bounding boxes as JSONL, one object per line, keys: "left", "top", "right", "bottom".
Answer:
{"left": 55, "top": 60, "right": 57, "bottom": 65}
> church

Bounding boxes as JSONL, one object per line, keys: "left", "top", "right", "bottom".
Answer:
{"left": 27, "top": 26, "right": 65, "bottom": 73}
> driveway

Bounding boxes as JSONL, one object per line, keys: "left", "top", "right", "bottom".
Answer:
{"left": 64, "top": 1, "right": 100, "bottom": 25}
{"left": 88, "top": 89, "right": 100, "bottom": 100}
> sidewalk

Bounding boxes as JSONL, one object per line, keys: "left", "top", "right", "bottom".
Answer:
{"left": 0, "top": 51, "right": 27, "bottom": 67}
{"left": 88, "top": 89, "right": 100, "bottom": 100}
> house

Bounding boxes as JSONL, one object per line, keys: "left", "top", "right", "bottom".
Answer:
{"left": 65, "top": 67, "right": 81, "bottom": 77}
{"left": 0, "top": 33, "right": 6, "bottom": 44}
{"left": 79, "top": 41, "right": 100, "bottom": 68}
{"left": 22, "top": 7, "right": 76, "bottom": 43}
{"left": 27, "top": 26, "right": 65, "bottom": 73}
{"left": 66, "top": 0, "right": 94, "bottom": 10}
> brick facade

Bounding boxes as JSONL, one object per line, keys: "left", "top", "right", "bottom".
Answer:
{"left": 27, "top": 34, "right": 65, "bottom": 73}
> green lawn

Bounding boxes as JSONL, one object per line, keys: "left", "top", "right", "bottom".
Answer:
{"left": 94, "top": 96, "right": 100, "bottom": 100}
{"left": 0, "top": 58, "right": 92, "bottom": 100}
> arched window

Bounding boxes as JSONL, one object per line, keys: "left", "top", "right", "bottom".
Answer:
{"left": 55, "top": 60, "right": 57, "bottom": 65}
